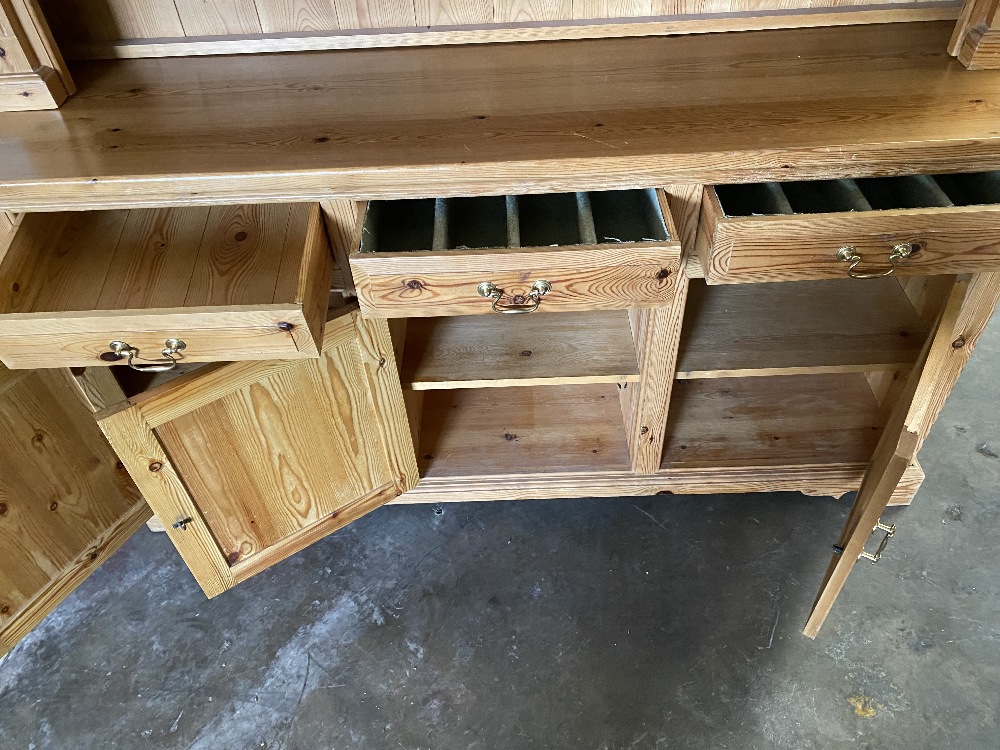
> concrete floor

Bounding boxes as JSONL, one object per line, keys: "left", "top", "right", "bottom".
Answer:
{"left": 1, "top": 314, "right": 998, "bottom": 750}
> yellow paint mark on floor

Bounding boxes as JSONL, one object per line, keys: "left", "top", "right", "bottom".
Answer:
{"left": 848, "top": 694, "right": 881, "bottom": 718}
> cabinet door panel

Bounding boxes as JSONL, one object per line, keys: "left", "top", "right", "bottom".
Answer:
{"left": 98, "top": 307, "right": 417, "bottom": 596}
{"left": 803, "top": 272, "right": 1000, "bottom": 637}
{"left": 0, "top": 366, "right": 147, "bottom": 656}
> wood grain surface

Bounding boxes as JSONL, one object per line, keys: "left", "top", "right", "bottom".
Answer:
{"left": 352, "top": 245, "right": 681, "bottom": 317}
{"left": 417, "top": 383, "right": 631, "bottom": 477}
{"left": 400, "top": 310, "right": 640, "bottom": 389}
{"left": 400, "top": 460, "right": 925, "bottom": 505}
{"left": 97, "top": 308, "right": 417, "bottom": 596}
{"left": 661, "top": 373, "right": 888, "bottom": 469}
{"left": 700, "top": 187, "right": 1000, "bottom": 283}
{"left": 0, "top": 366, "right": 145, "bottom": 656}
{"left": 676, "top": 277, "right": 931, "bottom": 377}
{"left": 804, "top": 271, "right": 1000, "bottom": 636}
{"left": 0, "top": 22, "right": 997, "bottom": 210}
{"left": 0, "top": 204, "right": 328, "bottom": 367}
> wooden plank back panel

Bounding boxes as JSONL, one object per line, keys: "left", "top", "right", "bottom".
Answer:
{"left": 17, "top": 211, "right": 127, "bottom": 313}
{"left": 38, "top": 0, "right": 961, "bottom": 52}
{"left": 256, "top": 0, "right": 340, "bottom": 30}
{"left": 174, "top": 0, "right": 263, "bottom": 35}
{"left": 185, "top": 204, "right": 299, "bottom": 307}
{"left": 96, "top": 207, "right": 210, "bottom": 310}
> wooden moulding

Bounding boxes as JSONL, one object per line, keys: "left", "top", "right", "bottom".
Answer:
{"left": 698, "top": 173, "right": 1000, "bottom": 284}
{"left": 397, "top": 462, "right": 925, "bottom": 506}
{"left": 950, "top": 0, "right": 1000, "bottom": 68}
{"left": 0, "top": 204, "right": 332, "bottom": 369}
{"left": 3, "top": 22, "right": 1000, "bottom": 211}
{"left": 0, "top": 0, "right": 74, "bottom": 111}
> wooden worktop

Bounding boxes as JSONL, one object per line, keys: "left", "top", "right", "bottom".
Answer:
{"left": 1, "top": 21, "right": 999, "bottom": 211}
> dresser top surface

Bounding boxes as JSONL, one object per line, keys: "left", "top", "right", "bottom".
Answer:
{"left": 1, "top": 21, "right": 999, "bottom": 211}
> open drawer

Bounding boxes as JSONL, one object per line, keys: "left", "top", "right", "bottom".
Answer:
{"left": 0, "top": 204, "right": 332, "bottom": 369}
{"left": 349, "top": 189, "right": 682, "bottom": 317}
{"left": 698, "top": 172, "right": 1000, "bottom": 284}
{"left": 95, "top": 306, "right": 417, "bottom": 597}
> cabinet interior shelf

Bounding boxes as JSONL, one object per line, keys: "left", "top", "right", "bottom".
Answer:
{"left": 660, "top": 373, "right": 887, "bottom": 471}
{"left": 676, "top": 278, "right": 930, "bottom": 379}
{"left": 399, "top": 310, "right": 640, "bottom": 390}
{"left": 415, "top": 384, "right": 630, "bottom": 478}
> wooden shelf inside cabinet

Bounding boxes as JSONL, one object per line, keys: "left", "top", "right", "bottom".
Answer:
{"left": 660, "top": 373, "right": 887, "bottom": 471}
{"left": 417, "top": 384, "right": 631, "bottom": 478}
{"left": 399, "top": 310, "right": 640, "bottom": 390}
{"left": 0, "top": 204, "right": 332, "bottom": 369}
{"left": 676, "top": 278, "right": 931, "bottom": 379}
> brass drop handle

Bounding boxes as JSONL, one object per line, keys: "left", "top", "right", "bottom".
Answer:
{"left": 106, "top": 338, "right": 187, "bottom": 372}
{"left": 859, "top": 521, "right": 896, "bottom": 564}
{"left": 837, "top": 243, "right": 915, "bottom": 279}
{"left": 477, "top": 280, "right": 552, "bottom": 314}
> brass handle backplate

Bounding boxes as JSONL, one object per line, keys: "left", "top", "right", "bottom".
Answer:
{"left": 837, "top": 243, "right": 915, "bottom": 279}
{"left": 106, "top": 338, "right": 187, "bottom": 372}
{"left": 477, "top": 280, "right": 552, "bottom": 314}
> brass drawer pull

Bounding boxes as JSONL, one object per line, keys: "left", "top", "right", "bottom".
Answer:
{"left": 837, "top": 243, "right": 914, "bottom": 279}
{"left": 859, "top": 521, "right": 896, "bottom": 564}
{"left": 477, "top": 280, "right": 552, "bottom": 314}
{"left": 106, "top": 338, "right": 187, "bottom": 372}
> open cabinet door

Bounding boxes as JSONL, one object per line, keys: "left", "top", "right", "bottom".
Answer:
{"left": 0, "top": 366, "right": 147, "bottom": 656}
{"left": 97, "top": 307, "right": 418, "bottom": 597}
{"left": 804, "top": 272, "right": 1000, "bottom": 637}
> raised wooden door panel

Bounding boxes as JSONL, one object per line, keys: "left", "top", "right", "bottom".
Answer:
{"left": 0, "top": 203, "right": 332, "bottom": 369}
{"left": 349, "top": 189, "right": 682, "bottom": 317}
{"left": 698, "top": 173, "right": 1000, "bottom": 284}
{"left": 0, "top": 364, "right": 148, "bottom": 657}
{"left": 96, "top": 308, "right": 418, "bottom": 596}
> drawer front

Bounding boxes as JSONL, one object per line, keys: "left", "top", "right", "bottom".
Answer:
{"left": 0, "top": 204, "right": 331, "bottom": 368}
{"left": 0, "top": 319, "right": 313, "bottom": 369}
{"left": 349, "top": 189, "right": 683, "bottom": 317}
{"left": 699, "top": 179, "right": 1000, "bottom": 284}
{"left": 351, "top": 246, "right": 682, "bottom": 318}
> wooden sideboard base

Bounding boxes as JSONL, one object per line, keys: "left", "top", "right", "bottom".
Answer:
{"left": 395, "top": 461, "right": 924, "bottom": 507}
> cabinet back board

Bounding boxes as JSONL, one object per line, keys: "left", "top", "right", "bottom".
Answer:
{"left": 38, "top": 0, "right": 962, "bottom": 59}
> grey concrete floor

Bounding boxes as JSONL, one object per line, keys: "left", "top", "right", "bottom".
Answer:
{"left": 1, "top": 314, "right": 998, "bottom": 750}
